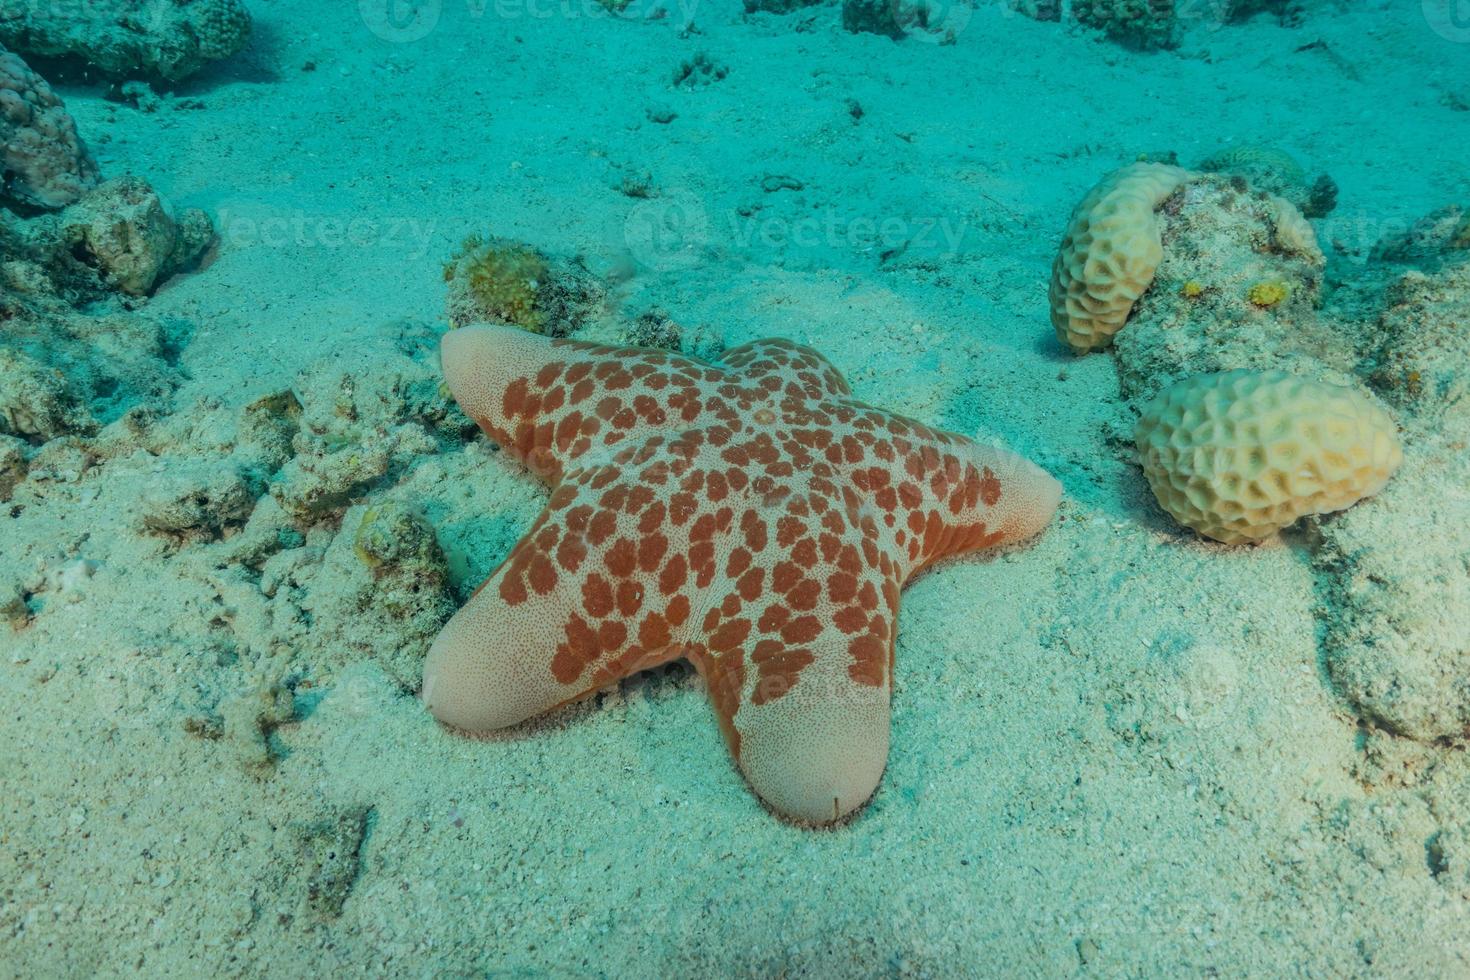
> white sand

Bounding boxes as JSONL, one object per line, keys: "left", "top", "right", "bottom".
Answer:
{"left": 4, "top": 0, "right": 1470, "bottom": 974}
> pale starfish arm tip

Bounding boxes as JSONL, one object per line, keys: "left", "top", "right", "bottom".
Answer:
{"left": 989, "top": 446, "right": 1063, "bottom": 546}
{"left": 422, "top": 584, "right": 572, "bottom": 732}
{"left": 737, "top": 684, "right": 890, "bottom": 824}
{"left": 439, "top": 324, "right": 548, "bottom": 428}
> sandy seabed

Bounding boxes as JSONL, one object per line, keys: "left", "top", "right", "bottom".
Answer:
{"left": 4, "top": 0, "right": 1470, "bottom": 975}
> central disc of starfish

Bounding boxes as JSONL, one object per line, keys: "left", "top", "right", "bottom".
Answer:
{"left": 424, "top": 325, "right": 1061, "bottom": 823}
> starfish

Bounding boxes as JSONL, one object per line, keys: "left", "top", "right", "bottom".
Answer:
{"left": 424, "top": 325, "right": 1062, "bottom": 822}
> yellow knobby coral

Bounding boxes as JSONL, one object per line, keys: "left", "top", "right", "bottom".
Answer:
{"left": 445, "top": 235, "right": 552, "bottom": 333}
{"left": 1247, "top": 280, "right": 1289, "bottom": 308}
{"left": 1180, "top": 280, "right": 1205, "bottom": 299}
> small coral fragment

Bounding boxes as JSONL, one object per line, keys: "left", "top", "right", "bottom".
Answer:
{"left": 219, "top": 676, "right": 294, "bottom": 772}
{"left": 1371, "top": 204, "right": 1470, "bottom": 268}
{"left": 138, "top": 458, "right": 258, "bottom": 538}
{"left": 1247, "top": 280, "right": 1289, "bottom": 308}
{"left": 624, "top": 307, "right": 685, "bottom": 351}
{"left": 1199, "top": 144, "right": 1337, "bottom": 218}
{"left": 1367, "top": 260, "right": 1470, "bottom": 423}
{"left": 1135, "top": 370, "right": 1402, "bottom": 544}
{"left": 271, "top": 445, "right": 391, "bottom": 523}
{"left": 842, "top": 0, "right": 907, "bottom": 36}
{"left": 1266, "top": 194, "right": 1324, "bottom": 262}
{"left": 671, "top": 52, "right": 728, "bottom": 88}
{"left": 354, "top": 500, "right": 444, "bottom": 576}
{"left": 0, "top": 580, "right": 28, "bottom": 628}
{"left": 238, "top": 390, "right": 303, "bottom": 473}
{"left": 0, "top": 311, "right": 182, "bottom": 445}
{"left": 266, "top": 344, "right": 456, "bottom": 526}
{"left": 60, "top": 177, "right": 214, "bottom": 296}
{"left": 295, "top": 805, "right": 373, "bottom": 920}
{"left": 443, "top": 235, "right": 599, "bottom": 336}
{"left": 1049, "top": 162, "right": 1192, "bottom": 354}
{"left": 340, "top": 500, "right": 454, "bottom": 687}
{"left": 0, "top": 433, "right": 26, "bottom": 499}
{"left": 1452, "top": 215, "right": 1470, "bottom": 249}
{"left": 0, "top": 346, "right": 94, "bottom": 441}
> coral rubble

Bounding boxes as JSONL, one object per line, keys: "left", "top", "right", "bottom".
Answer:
{"left": 1314, "top": 250, "right": 1470, "bottom": 740}
{"left": 0, "top": 0, "right": 251, "bottom": 81}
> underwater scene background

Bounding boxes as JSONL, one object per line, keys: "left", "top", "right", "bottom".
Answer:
{"left": 3, "top": 0, "right": 1470, "bottom": 974}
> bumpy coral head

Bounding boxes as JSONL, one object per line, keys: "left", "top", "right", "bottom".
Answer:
{"left": 1049, "top": 162, "right": 1192, "bottom": 354}
{"left": 196, "top": 0, "right": 253, "bottom": 59}
{"left": 1135, "top": 370, "right": 1402, "bottom": 544}
{"left": 0, "top": 49, "right": 101, "bottom": 208}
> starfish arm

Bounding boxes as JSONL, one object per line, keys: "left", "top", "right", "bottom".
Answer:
{"left": 420, "top": 502, "right": 697, "bottom": 730}
{"left": 441, "top": 325, "right": 730, "bottom": 482}
{"left": 687, "top": 493, "right": 902, "bottom": 823}
{"left": 720, "top": 338, "right": 853, "bottom": 399}
{"left": 888, "top": 434, "right": 1063, "bottom": 578}
{"left": 691, "top": 635, "right": 891, "bottom": 825}
{"left": 421, "top": 550, "right": 592, "bottom": 731}
{"left": 421, "top": 446, "right": 723, "bottom": 731}
{"left": 812, "top": 403, "right": 1061, "bottom": 580}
